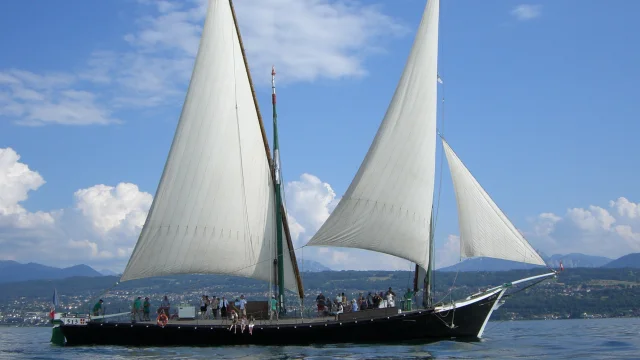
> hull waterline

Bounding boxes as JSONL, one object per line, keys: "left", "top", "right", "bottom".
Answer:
{"left": 59, "top": 289, "right": 503, "bottom": 346}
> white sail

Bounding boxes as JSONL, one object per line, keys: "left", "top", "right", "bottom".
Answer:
{"left": 442, "top": 139, "right": 546, "bottom": 266}
{"left": 306, "top": 0, "right": 440, "bottom": 270}
{"left": 121, "top": 0, "right": 300, "bottom": 294}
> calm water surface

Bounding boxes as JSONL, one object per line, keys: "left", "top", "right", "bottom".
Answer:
{"left": 1, "top": 318, "right": 639, "bottom": 359}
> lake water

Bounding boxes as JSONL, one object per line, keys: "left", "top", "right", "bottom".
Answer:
{"left": 1, "top": 318, "right": 639, "bottom": 359}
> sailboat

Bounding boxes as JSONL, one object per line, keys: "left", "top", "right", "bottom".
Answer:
{"left": 55, "top": 0, "right": 556, "bottom": 346}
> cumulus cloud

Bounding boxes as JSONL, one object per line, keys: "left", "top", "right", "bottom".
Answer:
{"left": 435, "top": 235, "right": 460, "bottom": 269}
{"left": 73, "top": 183, "right": 152, "bottom": 236}
{"left": 1, "top": 0, "right": 405, "bottom": 125}
{"left": 528, "top": 197, "right": 640, "bottom": 258}
{"left": 511, "top": 4, "right": 542, "bottom": 21}
{"left": 0, "top": 148, "right": 57, "bottom": 228}
{"left": 0, "top": 147, "right": 151, "bottom": 269}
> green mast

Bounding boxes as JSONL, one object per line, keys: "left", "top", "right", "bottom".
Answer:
{"left": 272, "top": 66, "right": 286, "bottom": 314}
{"left": 425, "top": 209, "right": 435, "bottom": 307}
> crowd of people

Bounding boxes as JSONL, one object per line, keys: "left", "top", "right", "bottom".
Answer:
{"left": 198, "top": 294, "right": 239, "bottom": 319}
{"left": 90, "top": 294, "right": 253, "bottom": 324}
{"left": 315, "top": 287, "right": 415, "bottom": 317}
{"left": 90, "top": 288, "right": 416, "bottom": 325}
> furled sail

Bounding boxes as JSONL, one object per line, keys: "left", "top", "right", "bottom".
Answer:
{"left": 306, "top": 0, "right": 440, "bottom": 270}
{"left": 442, "top": 139, "right": 546, "bottom": 266}
{"left": 121, "top": 0, "right": 300, "bottom": 294}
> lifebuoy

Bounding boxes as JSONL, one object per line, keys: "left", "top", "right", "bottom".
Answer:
{"left": 157, "top": 312, "right": 168, "bottom": 326}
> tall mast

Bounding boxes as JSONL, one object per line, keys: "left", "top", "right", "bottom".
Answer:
{"left": 272, "top": 66, "right": 286, "bottom": 314}
{"left": 413, "top": 208, "right": 435, "bottom": 308}
{"left": 425, "top": 209, "right": 435, "bottom": 307}
{"left": 228, "top": 0, "right": 304, "bottom": 300}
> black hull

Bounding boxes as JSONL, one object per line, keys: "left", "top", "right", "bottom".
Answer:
{"left": 59, "top": 290, "right": 502, "bottom": 346}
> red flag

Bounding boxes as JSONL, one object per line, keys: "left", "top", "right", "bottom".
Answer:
{"left": 559, "top": 261, "right": 564, "bottom": 272}
{"left": 49, "top": 308, "right": 55, "bottom": 319}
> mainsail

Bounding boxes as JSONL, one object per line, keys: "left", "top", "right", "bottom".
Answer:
{"left": 442, "top": 139, "right": 546, "bottom": 266}
{"left": 306, "top": 0, "right": 440, "bottom": 271}
{"left": 120, "top": 0, "right": 301, "bottom": 294}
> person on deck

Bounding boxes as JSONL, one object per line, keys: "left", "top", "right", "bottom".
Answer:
{"left": 200, "top": 295, "right": 208, "bottom": 319}
{"left": 211, "top": 296, "right": 220, "bottom": 319}
{"left": 351, "top": 299, "right": 359, "bottom": 312}
{"left": 240, "top": 315, "right": 248, "bottom": 333}
{"left": 159, "top": 295, "right": 170, "bottom": 316}
{"left": 238, "top": 294, "right": 247, "bottom": 317}
{"left": 205, "top": 295, "right": 212, "bottom": 319}
{"left": 386, "top": 290, "right": 395, "bottom": 308}
{"left": 358, "top": 293, "right": 367, "bottom": 311}
{"left": 143, "top": 297, "right": 151, "bottom": 321}
{"left": 372, "top": 293, "right": 381, "bottom": 308}
{"left": 132, "top": 296, "right": 142, "bottom": 321}
{"left": 331, "top": 302, "right": 344, "bottom": 317}
{"left": 220, "top": 296, "right": 229, "bottom": 318}
{"left": 270, "top": 295, "right": 278, "bottom": 321}
{"left": 403, "top": 288, "right": 415, "bottom": 311}
{"left": 228, "top": 310, "right": 239, "bottom": 333}
{"left": 248, "top": 316, "right": 255, "bottom": 335}
{"left": 316, "top": 293, "right": 326, "bottom": 316}
{"left": 92, "top": 299, "right": 104, "bottom": 317}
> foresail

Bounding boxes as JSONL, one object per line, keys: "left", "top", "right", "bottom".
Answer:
{"left": 442, "top": 139, "right": 546, "bottom": 266}
{"left": 121, "top": 0, "right": 299, "bottom": 294}
{"left": 306, "top": 0, "right": 440, "bottom": 270}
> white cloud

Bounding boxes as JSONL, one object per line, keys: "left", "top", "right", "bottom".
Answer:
{"left": 0, "top": 147, "right": 151, "bottom": 269}
{"left": 435, "top": 235, "right": 460, "bottom": 269}
{"left": 0, "top": 70, "right": 118, "bottom": 126}
{"left": 73, "top": 183, "right": 152, "bottom": 236}
{"left": 511, "top": 4, "right": 542, "bottom": 21}
{"left": 1, "top": 0, "right": 406, "bottom": 125}
{"left": 0, "top": 148, "right": 57, "bottom": 228}
{"left": 285, "top": 173, "right": 339, "bottom": 236}
{"left": 528, "top": 197, "right": 640, "bottom": 258}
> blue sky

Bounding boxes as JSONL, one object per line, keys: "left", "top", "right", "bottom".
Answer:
{"left": 1, "top": 0, "right": 639, "bottom": 272}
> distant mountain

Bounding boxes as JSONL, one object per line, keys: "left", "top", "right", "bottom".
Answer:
{"left": 297, "top": 259, "right": 331, "bottom": 272}
{"left": 99, "top": 269, "right": 119, "bottom": 276}
{"left": 546, "top": 253, "right": 612, "bottom": 268}
{"left": 602, "top": 253, "right": 640, "bottom": 268}
{"left": 439, "top": 253, "right": 612, "bottom": 272}
{"left": 439, "top": 258, "right": 542, "bottom": 272}
{"left": 0, "top": 261, "right": 103, "bottom": 284}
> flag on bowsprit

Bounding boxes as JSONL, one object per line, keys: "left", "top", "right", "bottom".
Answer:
{"left": 52, "top": 288, "right": 60, "bottom": 309}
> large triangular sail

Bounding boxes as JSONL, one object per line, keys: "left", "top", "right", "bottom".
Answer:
{"left": 120, "top": 0, "right": 300, "bottom": 294}
{"left": 442, "top": 139, "right": 546, "bottom": 266}
{"left": 306, "top": 0, "right": 440, "bottom": 270}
